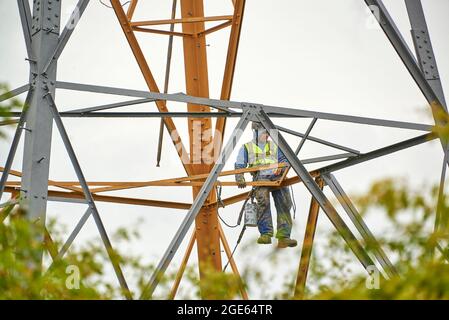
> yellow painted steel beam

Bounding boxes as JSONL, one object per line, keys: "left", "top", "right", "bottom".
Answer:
{"left": 218, "top": 223, "right": 248, "bottom": 300}
{"left": 294, "top": 177, "right": 324, "bottom": 299}
{"left": 2, "top": 164, "right": 287, "bottom": 193}
{"left": 168, "top": 230, "right": 196, "bottom": 299}
{"left": 126, "top": 0, "right": 138, "bottom": 20}
{"left": 110, "top": 0, "right": 193, "bottom": 176}
{"left": 130, "top": 15, "right": 233, "bottom": 27}
{"left": 44, "top": 227, "right": 58, "bottom": 261}
{"left": 0, "top": 167, "right": 84, "bottom": 193}
{"left": 131, "top": 26, "right": 193, "bottom": 37}
{"left": 213, "top": 0, "right": 246, "bottom": 157}
{"left": 3, "top": 187, "right": 192, "bottom": 210}
{"left": 180, "top": 0, "right": 222, "bottom": 291}
{"left": 198, "top": 20, "right": 233, "bottom": 37}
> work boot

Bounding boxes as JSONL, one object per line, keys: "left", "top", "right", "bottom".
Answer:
{"left": 277, "top": 238, "right": 297, "bottom": 248}
{"left": 257, "top": 234, "right": 272, "bottom": 244}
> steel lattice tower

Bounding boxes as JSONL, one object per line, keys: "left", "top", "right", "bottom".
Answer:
{"left": 0, "top": 0, "right": 447, "bottom": 299}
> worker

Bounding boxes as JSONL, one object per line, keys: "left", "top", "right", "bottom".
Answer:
{"left": 234, "top": 122, "right": 297, "bottom": 248}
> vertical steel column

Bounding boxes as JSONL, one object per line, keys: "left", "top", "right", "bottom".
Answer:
{"left": 404, "top": 0, "right": 449, "bottom": 242}
{"left": 294, "top": 176, "right": 324, "bottom": 299}
{"left": 404, "top": 0, "right": 447, "bottom": 109}
{"left": 20, "top": 1, "right": 61, "bottom": 241}
{"left": 364, "top": 0, "right": 445, "bottom": 114}
{"left": 180, "top": 0, "right": 222, "bottom": 285}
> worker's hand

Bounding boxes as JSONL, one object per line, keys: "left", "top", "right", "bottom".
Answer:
{"left": 238, "top": 180, "right": 246, "bottom": 189}
{"left": 235, "top": 174, "right": 246, "bottom": 189}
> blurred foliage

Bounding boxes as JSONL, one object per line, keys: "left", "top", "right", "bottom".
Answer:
{"left": 4, "top": 180, "right": 448, "bottom": 300}
{"left": 306, "top": 177, "right": 449, "bottom": 299}
{"left": 0, "top": 206, "right": 158, "bottom": 299}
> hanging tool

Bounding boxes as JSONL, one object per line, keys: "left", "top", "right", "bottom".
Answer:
{"left": 222, "top": 187, "right": 258, "bottom": 272}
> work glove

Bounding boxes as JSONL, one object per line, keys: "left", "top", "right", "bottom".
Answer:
{"left": 274, "top": 167, "right": 284, "bottom": 176}
{"left": 235, "top": 174, "right": 246, "bottom": 189}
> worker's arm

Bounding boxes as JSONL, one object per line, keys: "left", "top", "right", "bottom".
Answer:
{"left": 234, "top": 145, "right": 248, "bottom": 188}
{"left": 278, "top": 148, "right": 288, "bottom": 164}
{"left": 274, "top": 146, "right": 289, "bottom": 176}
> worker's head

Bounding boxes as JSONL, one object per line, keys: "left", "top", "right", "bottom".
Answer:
{"left": 252, "top": 122, "right": 269, "bottom": 143}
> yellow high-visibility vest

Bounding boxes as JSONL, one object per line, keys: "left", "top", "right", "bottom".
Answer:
{"left": 244, "top": 141, "right": 278, "bottom": 167}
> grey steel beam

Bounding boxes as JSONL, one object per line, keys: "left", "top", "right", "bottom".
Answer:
{"left": 404, "top": 0, "right": 448, "bottom": 254}
{"left": 7, "top": 110, "right": 437, "bottom": 131}
{"left": 323, "top": 173, "right": 398, "bottom": 278}
{"left": 364, "top": 0, "right": 445, "bottom": 114}
{"left": 319, "top": 132, "right": 437, "bottom": 175}
{"left": 0, "top": 202, "right": 16, "bottom": 224}
{"left": 47, "top": 196, "right": 87, "bottom": 205}
{"left": 56, "top": 208, "right": 92, "bottom": 260}
{"left": 405, "top": 0, "right": 446, "bottom": 109}
{"left": 65, "top": 98, "right": 157, "bottom": 114}
{"left": 277, "top": 125, "right": 360, "bottom": 155}
{"left": 0, "top": 199, "right": 19, "bottom": 209}
{"left": 0, "top": 84, "right": 30, "bottom": 103}
{"left": 41, "top": 112, "right": 237, "bottom": 118}
{"left": 56, "top": 81, "right": 241, "bottom": 112}
{"left": 156, "top": 0, "right": 178, "bottom": 167}
{"left": 55, "top": 81, "right": 433, "bottom": 131}
{"left": 140, "top": 109, "right": 252, "bottom": 300}
{"left": 46, "top": 93, "right": 132, "bottom": 300}
{"left": 302, "top": 153, "right": 355, "bottom": 165}
{"left": 17, "top": 0, "right": 33, "bottom": 60}
{"left": 255, "top": 108, "right": 378, "bottom": 273}
{"left": 42, "top": 0, "right": 91, "bottom": 75}
{"left": 263, "top": 104, "right": 432, "bottom": 132}
{"left": 20, "top": 1, "right": 61, "bottom": 240}
{"left": 295, "top": 118, "right": 317, "bottom": 155}
{"left": 0, "top": 89, "right": 33, "bottom": 201}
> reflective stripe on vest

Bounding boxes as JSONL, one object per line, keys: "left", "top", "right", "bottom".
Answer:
{"left": 244, "top": 141, "right": 278, "bottom": 167}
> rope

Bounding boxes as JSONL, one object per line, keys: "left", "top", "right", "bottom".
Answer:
{"left": 215, "top": 184, "right": 239, "bottom": 228}
{"left": 290, "top": 185, "right": 297, "bottom": 219}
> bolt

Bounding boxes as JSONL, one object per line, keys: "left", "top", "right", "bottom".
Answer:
{"left": 19, "top": 126, "right": 32, "bottom": 132}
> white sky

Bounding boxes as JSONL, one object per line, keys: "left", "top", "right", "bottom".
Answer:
{"left": 1, "top": 0, "right": 449, "bottom": 299}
